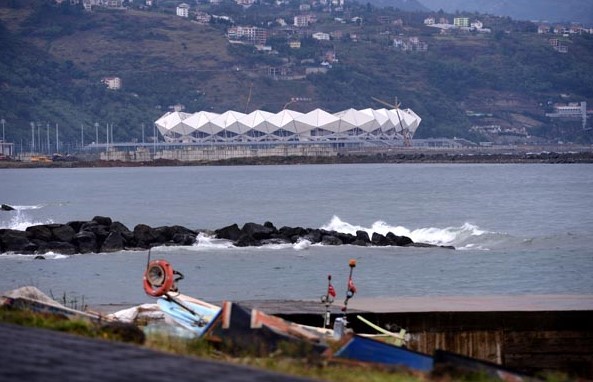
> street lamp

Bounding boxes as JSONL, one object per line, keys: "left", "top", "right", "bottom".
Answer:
{"left": 30, "top": 122, "right": 35, "bottom": 153}
{"left": 0, "top": 118, "right": 5, "bottom": 143}
{"left": 37, "top": 123, "right": 41, "bottom": 153}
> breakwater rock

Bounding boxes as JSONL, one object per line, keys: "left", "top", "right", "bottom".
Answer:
{"left": 0, "top": 216, "right": 454, "bottom": 255}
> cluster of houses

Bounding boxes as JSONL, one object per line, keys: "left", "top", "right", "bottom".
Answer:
{"left": 538, "top": 24, "right": 593, "bottom": 36}
{"left": 393, "top": 36, "right": 428, "bottom": 52}
{"left": 423, "top": 16, "right": 491, "bottom": 33}
{"left": 539, "top": 24, "right": 593, "bottom": 54}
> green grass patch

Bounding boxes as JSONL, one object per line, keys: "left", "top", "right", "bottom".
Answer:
{"left": 0, "top": 306, "right": 569, "bottom": 382}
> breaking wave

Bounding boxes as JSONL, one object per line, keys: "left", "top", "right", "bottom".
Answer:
{"left": 320, "top": 215, "right": 502, "bottom": 250}
{"left": 0, "top": 206, "right": 53, "bottom": 231}
{"left": 184, "top": 216, "right": 506, "bottom": 251}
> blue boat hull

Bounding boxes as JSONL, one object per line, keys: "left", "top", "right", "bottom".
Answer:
{"left": 335, "top": 335, "right": 434, "bottom": 372}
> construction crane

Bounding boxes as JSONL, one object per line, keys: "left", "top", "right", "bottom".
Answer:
{"left": 371, "top": 96, "right": 412, "bottom": 147}
{"left": 244, "top": 82, "right": 254, "bottom": 113}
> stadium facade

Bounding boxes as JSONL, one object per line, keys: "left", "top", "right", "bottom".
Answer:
{"left": 154, "top": 107, "right": 421, "bottom": 144}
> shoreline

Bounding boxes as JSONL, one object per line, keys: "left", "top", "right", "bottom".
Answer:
{"left": 1, "top": 150, "right": 593, "bottom": 168}
{"left": 91, "top": 294, "right": 593, "bottom": 316}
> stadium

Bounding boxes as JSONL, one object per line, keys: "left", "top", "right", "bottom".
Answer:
{"left": 154, "top": 107, "right": 421, "bottom": 145}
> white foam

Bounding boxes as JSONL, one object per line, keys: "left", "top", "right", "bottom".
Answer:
{"left": 321, "top": 215, "right": 491, "bottom": 247}
{"left": 12, "top": 204, "right": 44, "bottom": 211}
{"left": 191, "top": 232, "right": 235, "bottom": 250}
{"left": 0, "top": 252, "right": 69, "bottom": 260}
{"left": 0, "top": 208, "right": 54, "bottom": 230}
{"left": 293, "top": 239, "right": 311, "bottom": 251}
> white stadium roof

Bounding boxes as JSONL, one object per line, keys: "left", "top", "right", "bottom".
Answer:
{"left": 154, "top": 107, "right": 421, "bottom": 143}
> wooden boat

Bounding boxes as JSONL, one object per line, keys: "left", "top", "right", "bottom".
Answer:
{"left": 1, "top": 286, "right": 108, "bottom": 323}
{"left": 156, "top": 293, "right": 221, "bottom": 337}
{"left": 334, "top": 334, "right": 434, "bottom": 372}
{"left": 206, "top": 301, "right": 329, "bottom": 355}
{"left": 433, "top": 349, "right": 537, "bottom": 381}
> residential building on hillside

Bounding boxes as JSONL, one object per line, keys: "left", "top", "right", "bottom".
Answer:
{"left": 82, "top": 0, "right": 123, "bottom": 10}
{"left": 102, "top": 77, "right": 121, "bottom": 90}
{"left": 549, "top": 38, "right": 568, "bottom": 53}
{"left": 546, "top": 102, "right": 588, "bottom": 129}
{"left": 227, "top": 26, "right": 268, "bottom": 45}
{"left": 294, "top": 15, "right": 315, "bottom": 27}
{"left": 454, "top": 17, "right": 469, "bottom": 27}
{"left": 471, "top": 20, "right": 483, "bottom": 29}
{"left": 312, "top": 32, "right": 330, "bottom": 40}
{"left": 538, "top": 25, "right": 550, "bottom": 34}
{"left": 393, "top": 37, "right": 428, "bottom": 52}
{"left": 176, "top": 3, "right": 189, "bottom": 17}
{"left": 195, "top": 11, "right": 211, "bottom": 23}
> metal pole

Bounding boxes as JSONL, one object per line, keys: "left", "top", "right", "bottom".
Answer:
{"left": 81, "top": 124, "right": 84, "bottom": 148}
{"left": 31, "top": 122, "right": 34, "bottom": 153}
{"left": 95, "top": 123, "right": 98, "bottom": 146}
{"left": 46, "top": 123, "right": 50, "bottom": 154}
{"left": 56, "top": 123, "right": 59, "bottom": 153}
{"left": 37, "top": 123, "right": 40, "bottom": 153}
{"left": 0, "top": 118, "right": 5, "bottom": 142}
{"left": 142, "top": 123, "right": 144, "bottom": 144}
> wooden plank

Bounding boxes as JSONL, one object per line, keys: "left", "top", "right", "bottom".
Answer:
{"left": 504, "top": 331, "right": 593, "bottom": 354}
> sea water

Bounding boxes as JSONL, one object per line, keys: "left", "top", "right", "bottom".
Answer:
{"left": 0, "top": 164, "right": 592, "bottom": 307}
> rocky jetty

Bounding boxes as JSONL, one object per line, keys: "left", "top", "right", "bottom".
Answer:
{"left": 0, "top": 216, "right": 453, "bottom": 255}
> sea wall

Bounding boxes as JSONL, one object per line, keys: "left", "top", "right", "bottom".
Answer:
{"left": 0, "top": 216, "right": 453, "bottom": 255}
{"left": 99, "top": 144, "right": 338, "bottom": 162}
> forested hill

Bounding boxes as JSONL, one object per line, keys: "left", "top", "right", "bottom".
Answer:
{"left": 0, "top": 0, "right": 592, "bottom": 148}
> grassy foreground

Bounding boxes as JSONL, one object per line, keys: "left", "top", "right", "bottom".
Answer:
{"left": 0, "top": 306, "right": 568, "bottom": 382}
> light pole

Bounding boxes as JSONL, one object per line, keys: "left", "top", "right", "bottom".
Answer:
{"left": 153, "top": 124, "right": 156, "bottom": 156}
{"left": 30, "top": 122, "right": 35, "bottom": 153}
{"left": 0, "top": 118, "right": 5, "bottom": 143}
{"left": 37, "top": 123, "right": 41, "bottom": 153}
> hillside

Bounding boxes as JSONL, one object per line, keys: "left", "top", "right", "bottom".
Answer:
{"left": 0, "top": 0, "right": 592, "bottom": 149}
